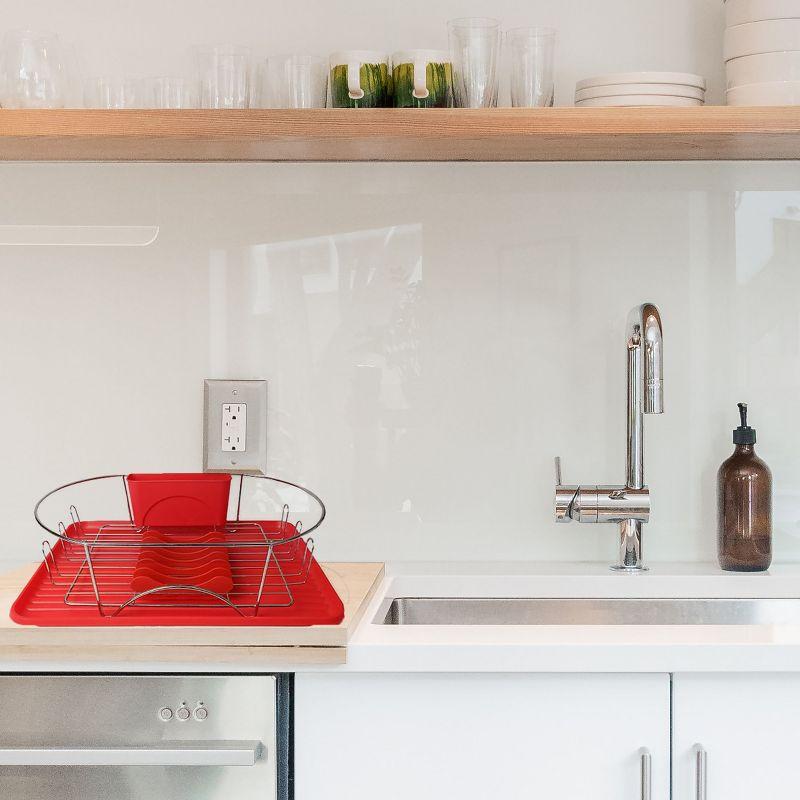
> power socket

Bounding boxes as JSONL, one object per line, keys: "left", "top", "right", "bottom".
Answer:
{"left": 203, "top": 380, "right": 267, "bottom": 474}
{"left": 221, "top": 403, "right": 247, "bottom": 452}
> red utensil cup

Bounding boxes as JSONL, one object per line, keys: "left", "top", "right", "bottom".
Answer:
{"left": 127, "top": 473, "right": 232, "bottom": 527}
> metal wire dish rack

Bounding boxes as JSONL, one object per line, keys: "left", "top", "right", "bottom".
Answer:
{"left": 12, "top": 473, "right": 343, "bottom": 626}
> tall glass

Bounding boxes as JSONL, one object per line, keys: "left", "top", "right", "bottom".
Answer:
{"left": 507, "top": 27, "right": 556, "bottom": 107}
{"left": 0, "top": 30, "right": 71, "bottom": 108}
{"left": 261, "top": 55, "right": 327, "bottom": 108}
{"left": 195, "top": 46, "right": 251, "bottom": 109}
{"left": 447, "top": 17, "right": 501, "bottom": 108}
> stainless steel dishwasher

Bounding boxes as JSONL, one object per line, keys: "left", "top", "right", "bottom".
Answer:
{"left": 0, "top": 673, "right": 291, "bottom": 800}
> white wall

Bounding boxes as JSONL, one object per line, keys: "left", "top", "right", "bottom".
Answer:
{"left": 1, "top": 0, "right": 798, "bottom": 568}
{"left": 2, "top": 161, "right": 800, "bottom": 570}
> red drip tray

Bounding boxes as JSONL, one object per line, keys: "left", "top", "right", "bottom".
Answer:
{"left": 11, "top": 522, "right": 344, "bottom": 627}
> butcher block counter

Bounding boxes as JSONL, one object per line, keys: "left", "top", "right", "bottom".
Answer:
{"left": 0, "top": 562, "right": 384, "bottom": 667}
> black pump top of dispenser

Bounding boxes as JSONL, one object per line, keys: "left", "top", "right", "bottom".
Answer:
{"left": 733, "top": 402, "right": 757, "bottom": 445}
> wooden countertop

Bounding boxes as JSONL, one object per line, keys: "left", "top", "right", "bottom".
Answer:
{"left": 0, "top": 562, "right": 384, "bottom": 666}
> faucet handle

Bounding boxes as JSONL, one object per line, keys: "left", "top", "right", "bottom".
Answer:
{"left": 554, "top": 456, "right": 578, "bottom": 523}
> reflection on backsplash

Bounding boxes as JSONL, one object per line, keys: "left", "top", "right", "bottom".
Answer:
{"left": 735, "top": 192, "right": 800, "bottom": 283}
{"left": 234, "top": 224, "right": 423, "bottom": 501}
{"left": 734, "top": 209, "right": 800, "bottom": 548}
{"left": 0, "top": 225, "right": 160, "bottom": 247}
{"left": 1, "top": 161, "right": 800, "bottom": 567}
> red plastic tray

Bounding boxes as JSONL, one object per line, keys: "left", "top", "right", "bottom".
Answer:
{"left": 11, "top": 523, "right": 344, "bottom": 627}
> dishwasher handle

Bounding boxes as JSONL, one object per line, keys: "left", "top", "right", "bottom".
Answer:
{"left": 0, "top": 740, "right": 263, "bottom": 767}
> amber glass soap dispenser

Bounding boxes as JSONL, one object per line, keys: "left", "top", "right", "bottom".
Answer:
{"left": 717, "top": 403, "right": 772, "bottom": 571}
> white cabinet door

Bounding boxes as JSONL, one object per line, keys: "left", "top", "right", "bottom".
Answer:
{"left": 673, "top": 673, "right": 800, "bottom": 800}
{"left": 295, "top": 673, "right": 669, "bottom": 800}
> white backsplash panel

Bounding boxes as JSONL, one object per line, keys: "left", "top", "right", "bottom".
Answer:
{"left": 1, "top": 161, "right": 799, "bottom": 567}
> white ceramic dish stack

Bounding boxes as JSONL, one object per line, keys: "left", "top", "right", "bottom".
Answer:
{"left": 573, "top": 72, "right": 706, "bottom": 107}
{"left": 724, "top": 0, "right": 800, "bottom": 104}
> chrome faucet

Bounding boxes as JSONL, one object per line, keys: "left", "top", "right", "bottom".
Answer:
{"left": 555, "top": 303, "right": 664, "bottom": 571}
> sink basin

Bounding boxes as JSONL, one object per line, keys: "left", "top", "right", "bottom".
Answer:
{"left": 376, "top": 597, "right": 800, "bottom": 626}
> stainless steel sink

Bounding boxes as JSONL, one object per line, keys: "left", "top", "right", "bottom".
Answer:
{"left": 376, "top": 597, "right": 800, "bottom": 626}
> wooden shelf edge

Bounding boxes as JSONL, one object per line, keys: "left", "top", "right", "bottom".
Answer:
{"left": 0, "top": 644, "right": 348, "bottom": 666}
{"left": 1, "top": 107, "right": 799, "bottom": 161}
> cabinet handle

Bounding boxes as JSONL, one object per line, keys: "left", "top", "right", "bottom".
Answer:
{"left": 694, "top": 744, "right": 707, "bottom": 800}
{"left": 640, "top": 748, "right": 652, "bottom": 800}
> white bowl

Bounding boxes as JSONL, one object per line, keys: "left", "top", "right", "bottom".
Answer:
{"left": 575, "top": 71, "right": 707, "bottom": 91}
{"left": 725, "top": 0, "right": 800, "bottom": 27}
{"left": 726, "top": 50, "right": 800, "bottom": 87}
{"left": 575, "top": 95, "right": 704, "bottom": 107}
{"left": 575, "top": 83, "right": 705, "bottom": 101}
{"left": 726, "top": 78, "right": 800, "bottom": 103}
{"left": 724, "top": 19, "right": 800, "bottom": 61}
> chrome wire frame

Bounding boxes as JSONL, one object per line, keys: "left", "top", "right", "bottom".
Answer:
{"left": 34, "top": 474, "right": 324, "bottom": 618}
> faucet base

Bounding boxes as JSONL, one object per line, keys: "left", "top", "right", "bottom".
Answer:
{"left": 609, "top": 564, "right": 649, "bottom": 573}
{"left": 613, "top": 518, "right": 647, "bottom": 571}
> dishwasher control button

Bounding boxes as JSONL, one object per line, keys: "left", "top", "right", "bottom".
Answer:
{"left": 176, "top": 705, "right": 191, "bottom": 721}
{"left": 194, "top": 704, "right": 208, "bottom": 721}
{"left": 158, "top": 707, "right": 173, "bottom": 722}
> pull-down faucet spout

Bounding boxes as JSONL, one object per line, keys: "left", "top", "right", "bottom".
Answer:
{"left": 625, "top": 303, "right": 663, "bottom": 491}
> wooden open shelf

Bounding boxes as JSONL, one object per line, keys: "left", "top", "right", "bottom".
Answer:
{"left": 1, "top": 107, "right": 799, "bottom": 162}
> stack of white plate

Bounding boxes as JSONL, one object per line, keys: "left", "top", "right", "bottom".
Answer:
{"left": 725, "top": 0, "right": 800, "bottom": 104}
{"left": 574, "top": 72, "right": 707, "bottom": 107}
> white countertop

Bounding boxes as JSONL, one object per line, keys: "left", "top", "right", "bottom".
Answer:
{"left": 340, "top": 561, "right": 800, "bottom": 673}
{"left": 4, "top": 561, "right": 800, "bottom": 673}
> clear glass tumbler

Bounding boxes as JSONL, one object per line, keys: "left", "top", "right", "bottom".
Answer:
{"left": 195, "top": 46, "right": 251, "bottom": 109}
{"left": 261, "top": 55, "right": 327, "bottom": 108}
{"left": 84, "top": 76, "right": 143, "bottom": 109}
{"left": 447, "top": 17, "right": 501, "bottom": 108}
{"left": 0, "top": 29, "right": 71, "bottom": 108}
{"left": 507, "top": 27, "right": 556, "bottom": 107}
{"left": 143, "top": 77, "right": 198, "bottom": 109}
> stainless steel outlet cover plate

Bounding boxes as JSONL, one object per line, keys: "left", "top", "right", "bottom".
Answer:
{"left": 203, "top": 379, "right": 268, "bottom": 475}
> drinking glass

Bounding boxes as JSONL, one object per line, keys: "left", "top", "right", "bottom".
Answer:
{"left": 143, "top": 77, "right": 198, "bottom": 109}
{"left": 84, "top": 77, "right": 143, "bottom": 108}
{"left": 447, "top": 17, "right": 501, "bottom": 108}
{"left": 261, "top": 55, "right": 327, "bottom": 108}
{"left": 0, "top": 30, "right": 71, "bottom": 108}
{"left": 195, "top": 46, "right": 251, "bottom": 109}
{"left": 507, "top": 27, "right": 556, "bottom": 107}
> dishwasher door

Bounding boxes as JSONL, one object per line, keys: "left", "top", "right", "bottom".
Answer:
{"left": 0, "top": 674, "right": 281, "bottom": 800}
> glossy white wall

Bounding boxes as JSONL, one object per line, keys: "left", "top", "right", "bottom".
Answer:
{"left": 1, "top": 161, "right": 799, "bottom": 568}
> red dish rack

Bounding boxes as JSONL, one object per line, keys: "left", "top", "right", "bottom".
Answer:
{"left": 11, "top": 473, "right": 344, "bottom": 626}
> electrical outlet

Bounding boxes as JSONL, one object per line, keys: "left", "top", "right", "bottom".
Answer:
{"left": 221, "top": 403, "right": 247, "bottom": 452}
{"left": 203, "top": 380, "right": 267, "bottom": 474}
